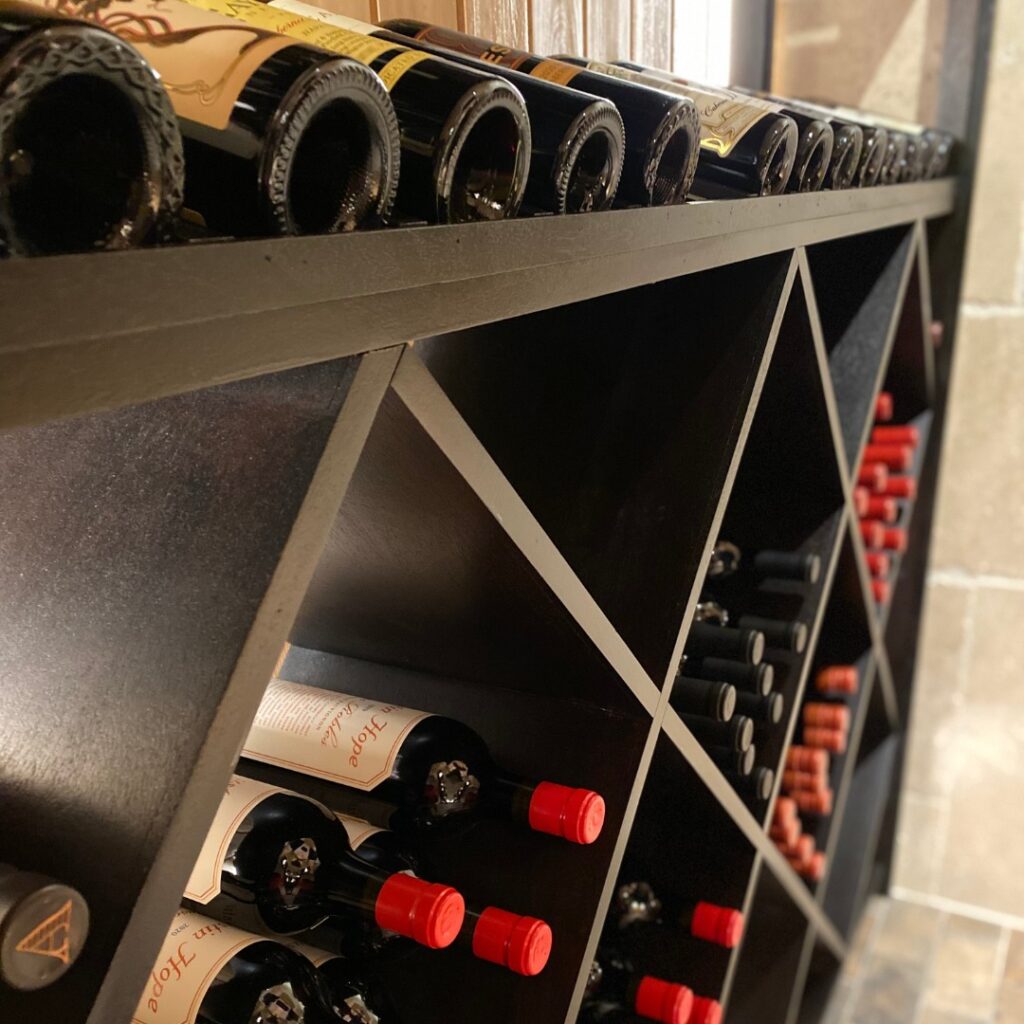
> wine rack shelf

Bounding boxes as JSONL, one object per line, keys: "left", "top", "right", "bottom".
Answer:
{"left": 0, "top": 177, "right": 965, "bottom": 1024}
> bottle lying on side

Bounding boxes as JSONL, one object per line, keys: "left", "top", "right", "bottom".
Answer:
{"left": 26, "top": 0, "right": 399, "bottom": 238}
{"left": 260, "top": 3, "right": 626, "bottom": 215}
{"left": 554, "top": 58, "right": 800, "bottom": 197}
{"left": 135, "top": 909, "right": 387, "bottom": 1023}
{"left": 0, "top": 2, "right": 184, "bottom": 256}
{"left": 179, "top": 0, "right": 533, "bottom": 224}
{"left": 377, "top": 18, "right": 703, "bottom": 207}
{"left": 240, "top": 654, "right": 606, "bottom": 846}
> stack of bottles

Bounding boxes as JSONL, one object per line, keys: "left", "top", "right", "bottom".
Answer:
{"left": 674, "top": 541, "right": 821, "bottom": 803}
{"left": 854, "top": 392, "right": 920, "bottom": 605}
{"left": 0, "top": 1, "right": 957, "bottom": 257}
{"left": 581, "top": 880, "right": 742, "bottom": 1023}
{"left": 772, "top": 663, "right": 861, "bottom": 884}
{"left": 130, "top": 646, "right": 610, "bottom": 1022}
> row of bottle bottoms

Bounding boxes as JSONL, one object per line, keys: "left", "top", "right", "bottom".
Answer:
{"left": 671, "top": 542, "right": 819, "bottom": 801}
{"left": 855, "top": 392, "right": 921, "bottom": 605}
{"left": 0, "top": 0, "right": 956, "bottom": 257}
{"left": 0, "top": 660, "right": 744, "bottom": 1023}
{"left": 770, "top": 663, "right": 863, "bottom": 882}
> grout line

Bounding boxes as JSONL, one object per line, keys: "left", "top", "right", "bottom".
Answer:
{"left": 959, "top": 302, "right": 1024, "bottom": 317}
{"left": 889, "top": 887, "right": 1024, "bottom": 933}
{"left": 929, "top": 567, "right": 1024, "bottom": 592}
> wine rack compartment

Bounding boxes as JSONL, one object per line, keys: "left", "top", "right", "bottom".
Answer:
{"left": 0, "top": 178, "right": 963, "bottom": 1024}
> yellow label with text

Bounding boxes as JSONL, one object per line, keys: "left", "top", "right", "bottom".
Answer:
{"left": 529, "top": 59, "right": 583, "bottom": 87}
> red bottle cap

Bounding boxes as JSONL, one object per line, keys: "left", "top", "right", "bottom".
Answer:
{"left": 930, "top": 321, "right": 944, "bottom": 348}
{"left": 794, "top": 788, "right": 833, "bottom": 816}
{"left": 803, "top": 703, "right": 850, "bottom": 731}
{"left": 875, "top": 391, "right": 894, "bottom": 422}
{"left": 471, "top": 907, "right": 552, "bottom": 976}
{"left": 783, "top": 769, "right": 826, "bottom": 795}
{"left": 882, "top": 474, "right": 917, "bottom": 499}
{"left": 816, "top": 665, "right": 858, "bottom": 694}
{"left": 688, "top": 996, "right": 723, "bottom": 1024}
{"left": 857, "top": 461, "right": 888, "bottom": 491}
{"left": 883, "top": 527, "right": 908, "bottom": 552}
{"left": 864, "top": 443, "right": 913, "bottom": 471}
{"left": 872, "top": 425, "right": 919, "bottom": 447}
{"left": 797, "top": 834, "right": 816, "bottom": 860}
{"left": 803, "top": 852, "right": 827, "bottom": 881}
{"left": 860, "top": 521, "right": 885, "bottom": 548}
{"left": 804, "top": 726, "right": 847, "bottom": 754}
{"left": 853, "top": 487, "right": 870, "bottom": 517}
{"left": 635, "top": 976, "right": 694, "bottom": 1024}
{"left": 528, "top": 782, "right": 605, "bottom": 844}
{"left": 773, "top": 795, "right": 797, "bottom": 823}
{"left": 872, "top": 579, "right": 891, "bottom": 604}
{"left": 786, "top": 746, "right": 829, "bottom": 774}
{"left": 865, "top": 496, "right": 898, "bottom": 522}
{"left": 770, "top": 819, "right": 800, "bottom": 848}
{"left": 866, "top": 552, "right": 891, "bottom": 577}
{"left": 374, "top": 874, "right": 465, "bottom": 949}
{"left": 691, "top": 902, "right": 744, "bottom": 949}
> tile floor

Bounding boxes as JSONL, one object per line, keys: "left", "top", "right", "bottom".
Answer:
{"left": 825, "top": 896, "right": 1023, "bottom": 1023}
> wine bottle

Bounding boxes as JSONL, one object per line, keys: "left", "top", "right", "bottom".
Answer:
{"left": 881, "top": 475, "right": 917, "bottom": 499}
{"left": 0, "top": 2, "right": 184, "bottom": 256}
{"left": 803, "top": 703, "right": 850, "bottom": 731}
{"left": 181, "top": 775, "right": 465, "bottom": 947}
{"left": 708, "top": 743, "right": 755, "bottom": 776}
{"left": 582, "top": 950, "right": 694, "bottom": 1024}
{"left": 682, "top": 714, "right": 754, "bottom": 753}
{"left": 669, "top": 676, "right": 737, "bottom": 722}
{"left": 814, "top": 665, "right": 858, "bottom": 695}
{"left": 309, "top": 950, "right": 396, "bottom": 1023}
{"left": 378, "top": 20, "right": 701, "bottom": 207}
{"left": 240, "top": 670, "right": 606, "bottom": 844}
{"left": 861, "top": 495, "right": 898, "bottom": 523}
{"left": 857, "top": 461, "right": 889, "bottom": 491}
{"left": 921, "top": 128, "right": 954, "bottom": 177}
{"left": 135, "top": 910, "right": 343, "bottom": 1024}
{"left": 856, "top": 127, "right": 889, "bottom": 187}
{"left": 863, "top": 443, "right": 913, "bottom": 471}
{"left": 264, "top": 5, "right": 626, "bottom": 216}
{"left": 593, "top": 60, "right": 800, "bottom": 196}
{"left": 879, "top": 131, "right": 909, "bottom": 185}
{"left": 686, "top": 604, "right": 765, "bottom": 665}
{"left": 866, "top": 551, "right": 891, "bottom": 577}
{"left": 875, "top": 391, "right": 894, "bottom": 421}
{"left": 32, "top": 0, "right": 400, "bottom": 237}
{"left": 688, "top": 657, "right": 774, "bottom": 696}
{"left": 871, "top": 425, "right": 920, "bottom": 446}
{"left": 612, "top": 881, "right": 744, "bottom": 950}
{"left": 328, "top": 812, "right": 552, "bottom": 975}
{"left": 182, "top": 0, "right": 531, "bottom": 224}
{"left": 734, "top": 690, "right": 784, "bottom": 725}
{"left": 733, "top": 765, "right": 774, "bottom": 802}
{"left": 0, "top": 863, "right": 89, "bottom": 990}
{"left": 707, "top": 541, "right": 820, "bottom": 585}
{"left": 737, "top": 615, "right": 808, "bottom": 655}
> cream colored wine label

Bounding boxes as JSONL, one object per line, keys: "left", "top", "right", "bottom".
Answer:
{"left": 33, "top": 0, "right": 296, "bottom": 130}
{"left": 186, "top": 0, "right": 430, "bottom": 89}
{"left": 244, "top": 679, "right": 432, "bottom": 790}
{"left": 184, "top": 775, "right": 289, "bottom": 904}
{"left": 132, "top": 910, "right": 263, "bottom": 1023}
{"left": 580, "top": 59, "right": 781, "bottom": 156}
{"left": 335, "top": 812, "right": 385, "bottom": 850}
{"left": 282, "top": 936, "right": 336, "bottom": 968}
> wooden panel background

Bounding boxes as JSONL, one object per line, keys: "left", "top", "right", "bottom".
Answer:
{"left": 301, "top": 0, "right": 688, "bottom": 71}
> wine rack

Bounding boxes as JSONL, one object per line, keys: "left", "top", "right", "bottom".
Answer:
{"left": 0, "top": 177, "right": 968, "bottom": 1024}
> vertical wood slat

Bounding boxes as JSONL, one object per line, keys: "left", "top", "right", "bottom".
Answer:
{"left": 460, "top": 0, "right": 529, "bottom": 46}
{"left": 375, "top": 0, "right": 458, "bottom": 24}
{"left": 303, "top": 0, "right": 373, "bottom": 19}
{"left": 631, "top": 0, "right": 672, "bottom": 69}
{"left": 585, "top": 0, "right": 631, "bottom": 61}
{"left": 529, "top": 0, "right": 584, "bottom": 55}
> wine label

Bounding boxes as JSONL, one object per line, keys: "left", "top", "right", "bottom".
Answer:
{"left": 132, "top": 910, "right": 263, "bottom": 1024}
{"left": 528, "top": 60, "right": 584, "bottom": 87}
{"left": 184, "top": 775, "right": 289, "bottom": 904}
{"left": 34, "top": 0, "right": 296, "bottom": 131}
{"left": 190, "top": 0, "right": 430, "bottom": 89}
{"left": 409, "top": 23, "right": 532, "bottom": 70}
{"left": 335, "top": 812, "right": 385, "bottom": 850}
{"left": 579, "top": 59, "right": 781, "bottom": 156}
{"left": 243, "top": 679, "right": 432, "bottom": 791}
{"left": 282, "top": 936, "right": 336, "bottom": 968}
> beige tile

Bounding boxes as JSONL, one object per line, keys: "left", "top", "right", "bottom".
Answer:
{"left": 964, "top": 588, "right": 1024, "bottom": 707}
{"left": 1003, "top": 931, "right": 1024, "bottom": 987}
{"left": 873, "top": 899, "right": 943, "bottom": 967}
{"left": 931, "top": 315, "right": 1024, "bottom": 576}
{"left": 929, "top": 915, "right": 1005, "bottom": 1017}
{"left": 848, "top": 954, "right": 924, "bottom": 1023}
{"left": 935, "top": 704, "right": 1024, "bottom": 917}
{"left": 918, "top": 1007, "right": 992, "bottom": 1024}
{"left": 962, "top": 0, "right": 1024, "bottom": 304}
{"left": 892, "top": 793, "right": 946, "bottom": 895}
{"left": 997, "top": 931, "right": 1024, "bottom": 1024}
{"left": 904, "top": 583, "right": 969, "bottom": 797}
{"left": 846, "top": 895, "right": 887, "bottom": 976}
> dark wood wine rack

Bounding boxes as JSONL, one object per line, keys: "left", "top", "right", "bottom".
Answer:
{"left": 0, "top": 176, "right": 971, "bottom": 1024}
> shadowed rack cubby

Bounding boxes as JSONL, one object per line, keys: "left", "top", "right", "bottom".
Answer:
{"left": 0, "top": 178, "right": 964, "bottom": 1024}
